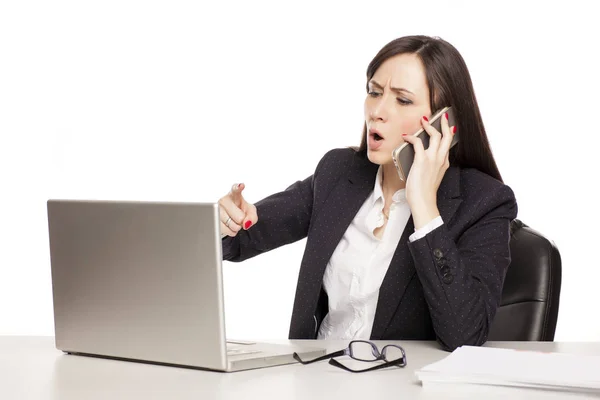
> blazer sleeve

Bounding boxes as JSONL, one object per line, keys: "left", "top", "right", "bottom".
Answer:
{"left": 221, "top": 148, "right": 349, "bottom": 262}
{"left": 221, "top": 175, "right": 314, "bottom": 262}
{"left": 407, "top": 184, "right": 518, "bottom": 351}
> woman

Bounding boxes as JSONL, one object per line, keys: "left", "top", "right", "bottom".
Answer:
{"left": 219, "top": 35, "right": 517, "bottom": 351}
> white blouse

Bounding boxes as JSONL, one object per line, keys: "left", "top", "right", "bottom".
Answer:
{"left": 317, "top": 166, "right": 442, "bottom": 339}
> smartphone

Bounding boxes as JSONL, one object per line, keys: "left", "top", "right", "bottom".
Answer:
{"left": 392, "top": 106, "right": 459, "bottom": 182}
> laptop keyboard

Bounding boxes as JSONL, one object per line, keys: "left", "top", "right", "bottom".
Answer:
{"left": 226, "top": 340, "right": 262, "bottom": 356}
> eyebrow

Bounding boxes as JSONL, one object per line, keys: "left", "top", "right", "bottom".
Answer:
{"left": 369, "top": 80, "right": 414, "bottom": 95}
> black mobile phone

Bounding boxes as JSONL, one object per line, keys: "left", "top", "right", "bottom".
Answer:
{"left": 391, "top": 106, "right": 458, "bottom": 182}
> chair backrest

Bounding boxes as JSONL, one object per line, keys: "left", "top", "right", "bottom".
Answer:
{"left": 487, "top": 219, "right": 562, "bottom": 341}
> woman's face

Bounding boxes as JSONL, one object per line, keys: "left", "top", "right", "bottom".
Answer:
{"left": 364, "top": 53, "right": 432, "bottom": 166}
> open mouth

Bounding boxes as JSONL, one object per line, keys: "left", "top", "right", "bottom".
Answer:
{"left": 368, "top": 129, "right": 385, "bottom": 150}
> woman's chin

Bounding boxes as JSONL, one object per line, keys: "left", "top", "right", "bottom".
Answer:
{"left": 367, "top": 148, "right": 391, "bottom": 165}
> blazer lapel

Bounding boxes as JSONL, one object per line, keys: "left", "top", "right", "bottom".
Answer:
{"left": 370, "top": 167, "right": 463, "bottom": 339}
{"left": 308, "top": 155, "right": 378, "bottom": 281}
{"left": 292, "top": 153, "right": 378, "bottom": 336}
{"left": 370, "top": 216, "right": 417, "bottom": 339}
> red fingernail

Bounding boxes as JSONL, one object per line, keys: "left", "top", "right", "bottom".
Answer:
{"left": 444, "top": 113, "right": 448, "bottom": 120}
{"left": 452, "top": 126, "right": 457, "bottom": 134}
{"left": 423, "top": 116, "right": 429, "bottom": 122}
{"left": 244, "top": 221, "right": 252, "bottom": 229}
{"left": 402, "top": 133, "right": 407, "bottom": 136}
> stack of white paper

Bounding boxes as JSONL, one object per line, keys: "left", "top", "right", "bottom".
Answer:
{"left": 416, "top": 346, "right": 600, "bottom": 394}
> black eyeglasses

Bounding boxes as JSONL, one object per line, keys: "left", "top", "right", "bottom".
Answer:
{"left": 293, "top": 340, "right": 407, "bottom": 373}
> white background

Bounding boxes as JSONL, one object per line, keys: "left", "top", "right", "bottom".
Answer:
{"left": 1, "top": 0, "right": 598, "bottom": 341}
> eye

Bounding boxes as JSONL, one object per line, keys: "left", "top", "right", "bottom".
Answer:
{"left": 397, "top": 98, "right": 412, "bottom": 105}
{"left": 368, "top": 91, "right": 382, "bottom": 98}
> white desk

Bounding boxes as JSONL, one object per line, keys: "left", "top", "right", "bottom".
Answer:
{"left": 2, "top": 337, "right": 600, "bottom": 399}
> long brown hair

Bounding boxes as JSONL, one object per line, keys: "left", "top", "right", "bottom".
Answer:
{"left": 357, "top": 35, "right": 503, "bottom": 182}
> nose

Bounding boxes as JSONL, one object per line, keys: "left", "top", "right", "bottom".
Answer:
{"left": 369, "top": 96, "right": 388, "bottom": 123}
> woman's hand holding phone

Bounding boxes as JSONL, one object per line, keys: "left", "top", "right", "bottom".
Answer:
{"left": 218, "top": 183, "right": 259, "bottom": 237}
{"left": 401, "top": 112, "right": 457, "bottom": 230}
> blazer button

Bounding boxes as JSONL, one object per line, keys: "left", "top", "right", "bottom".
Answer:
{"left": 442, "top": 273, "right": 454, "bottom": 284}
{"left": 440, "top": 265, "right": 450, "bottom": 275}
{"left": 433, "top": 248, "right": 444, "bottom": 259}
{"left": 436, "top": 256, "right": 448, "bottom": 266}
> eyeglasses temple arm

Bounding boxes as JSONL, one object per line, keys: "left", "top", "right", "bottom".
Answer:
{"left": 328, "top": 357, "right": 406, "bottom": 373}
{"left": 293, "top": 349, "right": 346, "bottom": 365}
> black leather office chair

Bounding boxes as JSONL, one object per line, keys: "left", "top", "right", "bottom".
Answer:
{"left": 487, "top": 219, "right": 562, "bottom": 341}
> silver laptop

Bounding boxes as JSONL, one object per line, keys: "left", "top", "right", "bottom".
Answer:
{"left": 47, "top": 199, "right": 325, "bottom": 372}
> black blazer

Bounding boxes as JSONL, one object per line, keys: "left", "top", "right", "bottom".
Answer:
{"left": 222, "top": 148, "right": 518, "bottom": 351}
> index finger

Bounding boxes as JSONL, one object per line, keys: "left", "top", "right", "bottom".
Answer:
{"left": 229, "top": 183, "right": 245, "bottom": 207}
{"left": 439, "top": 112, "right": 454, "bottom": 156}
{"left": 440, "top": 113, "right": 456, "bottom": 156}
{"left": 401, "top": 133, "right": 425, "bottom": 155}
{"left": 421, "top": 115, "right": 442, "bottom": 150}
